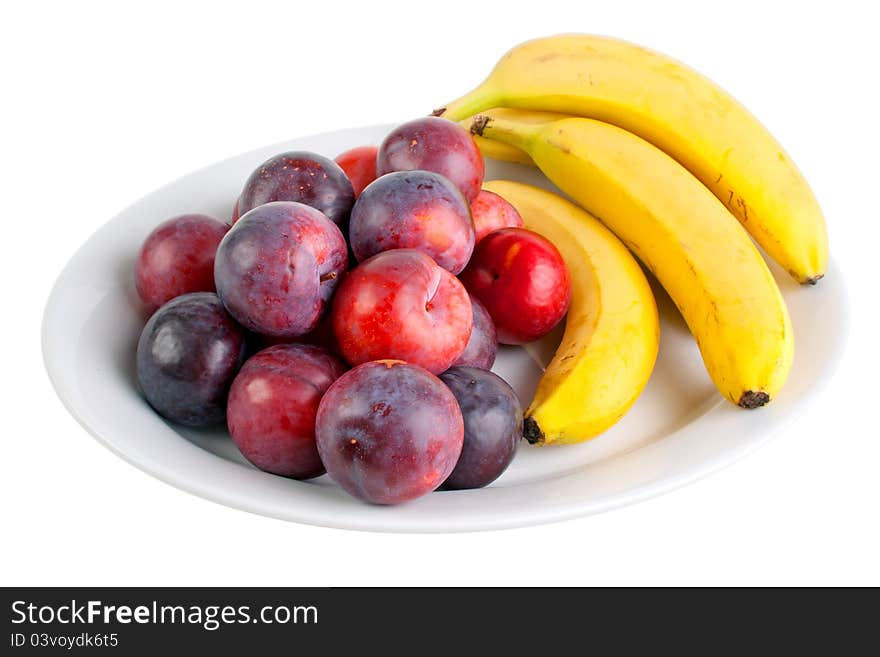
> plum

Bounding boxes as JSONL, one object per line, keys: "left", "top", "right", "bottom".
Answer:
{"left": 331, "top": 249, "right": 472, "bottom": 374}
{"left": 460, "top": 228, "right": 570, "bottom": 344}
{"left": 238, "top": 151, "right": 355, "bottom": 228}
{"left": 452, "top": 295, "right": 497, "bottom": 370}
{"left": 377, "top": 117, "right": 484, "bottom": 202}
{"left": 349, "top": 170, "right": 474, "bottom": 274}
{"left": 136, "top": 292, "right": 246, "bottom": 426}
{"left": 315, "top": 360, "right": 464, "bottom": 504}
{"left": 335, "top": 145, "right": 379, "bottom": 197}
{"left": 214, "top": 201, "right": 347, "bottom": 339}
{"left": 227, "top": 344, "right": 346, "bottom": 479}
{"left": 439, "top": 366, "right": 522, "bottom": 489}
{"left": 469, "top": 190, "right": 523, "bottom": 244}
{"left": 135, "top": 214, "right": 229, "bottom": 312}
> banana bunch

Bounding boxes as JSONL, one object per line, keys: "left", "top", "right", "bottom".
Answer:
{"left": 437, "top": 34, "right": 828, "bottom": 285}
{"left": 435, "top": 35, "right": 824, "bottom": 443}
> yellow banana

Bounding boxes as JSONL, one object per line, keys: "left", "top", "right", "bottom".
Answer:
{"left": 437, "top": 34, "right": 828, "bottom": 284}
{"left": 482, "top": 180, "right": 659, "bottom": 444}
{"left": 477, "top": 115, "right": 793, "bottom": 407}
{"left": 458, "top": 108, "right": 570, "bottom": 165}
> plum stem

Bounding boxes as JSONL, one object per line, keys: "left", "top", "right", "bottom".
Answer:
{"left": 424, "top": 269, "right": 442, "bottom": 313}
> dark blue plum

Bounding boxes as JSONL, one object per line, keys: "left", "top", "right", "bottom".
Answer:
{"left": 348, "top": 170, "right": 475, "bottom": 274}
{"left": 136, "top": 292, "right": 247, "bottom": 426}
{"left": 238, "top": 151, "right": 355, "bottom": 228}
{"left": 439, "top": 366, "right": 522, "bottom": 489}
{"left": 452, "top": 295, "right": 497, "bottom": 370}
{"left": 315, "top": 360, "right": 464, "bottom": 505}
{"left": 214, "top": 201, "right": 348, "bottom": 338}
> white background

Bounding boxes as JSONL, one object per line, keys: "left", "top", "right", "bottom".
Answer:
{"left": 2, "top": 0, "right": 878, "bottom": 586}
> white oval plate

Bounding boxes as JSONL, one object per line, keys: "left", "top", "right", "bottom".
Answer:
{"left": 43, "top": 124, "right": 848, "bottom": 532}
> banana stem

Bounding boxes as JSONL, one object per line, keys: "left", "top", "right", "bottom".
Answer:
{"left": 469, "top": 114, "right": 540, "bottom": 152}
{"left": 433, "top": 87, "right": 496, "bottom": 122}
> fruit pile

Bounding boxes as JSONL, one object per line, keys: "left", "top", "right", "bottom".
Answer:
{"left": 132, "top": 34, "right": 830, "bottom": 506}
{"left": 135, "top": 115, "right": 570, "bottom": 505}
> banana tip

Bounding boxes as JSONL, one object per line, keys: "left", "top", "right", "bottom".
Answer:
{"left": 803, "top": 273, "right": 824, "bottom": 286}
{"left": 738, "top": 391, "right": 770, "bottom": 409}
{"left": 522, "top": 417, "right": 545, "bottom": 444}
{"left": 430, "top": 107, "right": 446, "bottom": 117}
